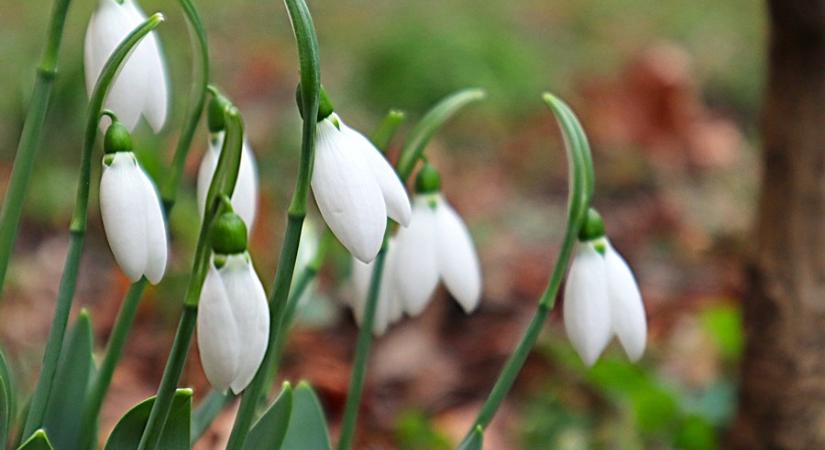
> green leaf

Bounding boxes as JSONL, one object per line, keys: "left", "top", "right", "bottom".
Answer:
{"left": 104, "top": 389, "right": 192, "bottom": 450}
{"left": 700, "top": 304, "right": 743, "bottom": 362}
{"left": 281, "top": 382, "right": 331, "bottom": 450}
{"left": 17, "top": 429, "right": 54, "bottom": 450}
{"left": 44, "top": 310, "right": 94, "bottom": 450}
{"left": 1, "top": 374, "right": 9, "bottom": 448}
{"left": 0, "top": 348, "right": 15, "bottom": 440}
{"left": 242, "top": 383, "right": 293, "bottom": 450}
{"left": 456, "top": 426, "right": 483, "bottom": 450}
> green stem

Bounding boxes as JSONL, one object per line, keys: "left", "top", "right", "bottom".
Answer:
{"left": 336, "top": 243, "right": 386, "bottom": 450}
{"left": 0, "top": 0, "right": 72, "bottom": 299}
{"left": 137, "top": 106, "right": 245, "bottom": 450}
{"left": 161, "top": 0, "right": 210, "bottom": 210}
{"left": 336, "top": 90, "right": 484, "bottom": 450}
{"left": 76, "top": 3, "right": 210, "bottom": 446}
{"left": 223, "top": 1, "right": 320, "bottom": 448}
{"left": 19, "top": 15, "right": 165, "bottom": 441}
{"left": 457, "top": 94, "right": 594, "bottom": 446}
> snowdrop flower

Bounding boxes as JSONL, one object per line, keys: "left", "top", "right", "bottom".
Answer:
{"left": 391, "top": 163, "right": 481, "bottom": 316}
{"left": 311, "top": 100, "right": 411, "bottom": 263}
{"left": 84, "top": 0, "right": 169, "bottom": 132}
{"left": 563, "top": 209, "right": 647, "bottom": 366}
{"left": 350, "top": 240, "right": 404, "bottom": 336}
{"left": 99, "top": 120, "right": 168, "bottom": 283}
{"left": 197, "top": 132, "right": 259, "bottom": 229}
{"left": 197, "top": 212, "right": 269, "bottom": 393}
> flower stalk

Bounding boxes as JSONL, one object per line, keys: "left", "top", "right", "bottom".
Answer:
{"left": 223, "top": 1, "right": 320, "bottom": 448}
{"left": 0, "top": 0, "right": 73, "bottom": 299}
{"left": 337, "top": 88, "right": 485, "bottom": 450}
{"left": 137, "top": 97, "right": 245, "bottom": 450}
{"left": 457, "top": 93, "right": 595, "bottom": 446}
{"left": 19, "top": 13, "right": 165, "bottom": 441}
{"left": 77, "top": 1, "right": 210, "bottom": 446}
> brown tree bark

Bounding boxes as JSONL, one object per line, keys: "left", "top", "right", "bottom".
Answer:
{"left": 730, "top": 1, "right": 825, "bottom": 449}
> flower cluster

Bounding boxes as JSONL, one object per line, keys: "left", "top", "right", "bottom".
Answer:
{"left": 350, "top": 163, "right": 482, "bottom": 335}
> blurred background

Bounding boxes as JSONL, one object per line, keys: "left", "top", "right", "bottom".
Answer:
{"left": 0, "top": 0, "right": 765, "bottom": 448}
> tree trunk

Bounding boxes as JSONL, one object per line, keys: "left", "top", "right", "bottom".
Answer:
{"left": 730, "top": 1, "right": 825, "bottom": 449}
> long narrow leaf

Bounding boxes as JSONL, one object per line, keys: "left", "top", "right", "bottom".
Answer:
{"left": 456, "top": 426, "right": 483, "bottom": 450}
{"left": 43, "top": 310, "right": 94, "bottom": 450}
{"left": 17, "top": 429, "right": 54, "bottom": 450}
{"left": 105, "top": 389, "right": 192, "bottom": 450}
{"left": 242, "top": 383, "right": 293, "bottom": 450}
{"left": 281, "top": 382, "right": 331, "bottom": 450}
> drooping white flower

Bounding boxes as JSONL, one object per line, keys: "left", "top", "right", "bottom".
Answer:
{"left": 197, "top": 254, "right": 270, "bottom": 393}
{"left": 84, "top": 0, "right": 169, "bottom": 132}
{"left": 99, "top": 151, "right": 168, "bottom": 284}
{"left": 311, "top": 113, "right": 411, "bottom": 263}
{"left": 197, "top": 132, "right": 259, "bottom": 229}
{"left": 350, "top": 240, "right": 404, "bottom": 336}
{"left": 393, "top": 194, "right": 482, "bottom": 316}
{"left": 563, "top": 238, "right": 647, "bottom": 366}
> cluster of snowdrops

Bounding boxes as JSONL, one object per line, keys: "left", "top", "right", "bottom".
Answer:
{"left": 0, "top": 0, "right": 648, "bottom": 449}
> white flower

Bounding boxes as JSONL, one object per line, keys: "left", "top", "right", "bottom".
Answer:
{"left": 350, "top": 240, "right": 404, "bottom": 336}
{"left": 563, "top": 238, "right": 647, "bottom": 366}
{"left": 311, "top": 113, "right": 411, "bottom": 263}
{"left": 99, "top": 152, "right": 168, "bottom": 284}
{"left": 392, "top": 194, "right": 482, "bottom": 316}
{"left": 84, "top": 0, "right": 169, "bottom": 132}
{"left": 197, "top": 254, "right": 270, "bottom": 393}
{"left": 197, "top": 132, "right": 259, "bottom": 229}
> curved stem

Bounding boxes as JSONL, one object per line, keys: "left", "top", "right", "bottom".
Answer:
{"left": 76, "top": 4, "right": 210, "bottom": 446}
{"left": 19, "top": 14, "right": 165, "bottom": 441}
{"left": 0, "top": 0, "right": 73, "bottom": 299}
{"left": 337, "top": 90, "right": 484, "bottom": 450}
{"left": 457, "top": 93, "right": 594, "bottom": 446}
{"left": 137, "top": 105, "right": 245, "bottom": 450}
{"left": 161, "top": 0, "right": 210, "bottom": 210}
{"left": 224, "top": 1, "right": 320, "bottom": 448}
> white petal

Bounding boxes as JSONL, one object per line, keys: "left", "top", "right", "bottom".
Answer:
{"left": 349, "top": 242, "right": 401, "bottom": 336}
{"left": 563, "top": 243, "right": 612, "bottom": 366}
{"left": 197, "top": 265, "right": 240, "bottom": 391}
{"left": 137, "top": 167, "right": 167, "bottom": 284}
{"left": 341, "top": 121, "right": 411, "bottom": 226}
{"left": 122, "top": 0, "right": 169, "bottom": 132}
{"left": 220, "top": 255, "right": 270, "bottom": 393}
{"left": 197, "top": 135, "right": 259, "bottom": 230}
{"left": 604, "top": 241, "right": 647, "bottom": 362}
{"left": 100, "top": 152, "right": 148, "bottom": 282}
{"left": 84, "top": 0, "right": 148, "bottom": 131}
{"left": 312, "top": 118, "right": 386, "bottom": 262}
{"left": 393, "top": 197, "right": 439, "bottom": 316}
{"left": 233, "top": 140, "right": 259, "bottom": 229}
{"left": 349, "top": 257, "right": 372, "bottom": 326}
{"left": 196, "top": 137, "right": 220, "bottom": 219}
{"left": 434, "top": 195, "right": 482, "bottom": 313}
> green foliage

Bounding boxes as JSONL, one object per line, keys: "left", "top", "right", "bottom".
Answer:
{"left": 281, "top": 382, "right": 331, "bottom": 450}
{"left": 0, "top": 349, "right": 14, "bottom": 447}
{"left": 456, "top": 426, "right": 483, "bottom": 450}
{"left": 44, "top": 310, "right": 95, "bottom": 450}
{"left": 17, "top": 430, "right": 54, "bottom": 450}
{"left": 395, "top": 410, "right": 451, "bottom": 450}
{"left": 104, "top": 389, "right": 192, "bottom": 450}
{"left": 242, "top": 384, "right": 292, "bottom": 450}
{"left": 700, "top": 304, "right": 743, "bottom": 362}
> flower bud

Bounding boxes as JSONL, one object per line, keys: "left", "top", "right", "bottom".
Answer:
{"left": 295, "top": 84, "right": 334, "bottom": 121}
{"left": 415, "top": 162, "right": 441, "bottom": 194}
{"left": 104, "top": 120, "right": 133, "bottom": 154}
{"left": 210, "top": 212, "right": 248, "bottom": 255}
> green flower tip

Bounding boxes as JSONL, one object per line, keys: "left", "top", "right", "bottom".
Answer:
{"left": 295, "top": 83, "right": 334, "bottom": 121}
{"left": 415, "top": 162, "right": 441, "bottom": 194}
{"left": 579, "top": 207, "right": 606, "bottom": 241}
{"left": 103, "top": 120, "right": 132, "bottom": 154}
{"left": 210, "top": 212, "right": 248, "bottom": 255}
{"left": 208, "top": 92, "right": 233, "bottom": 133}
